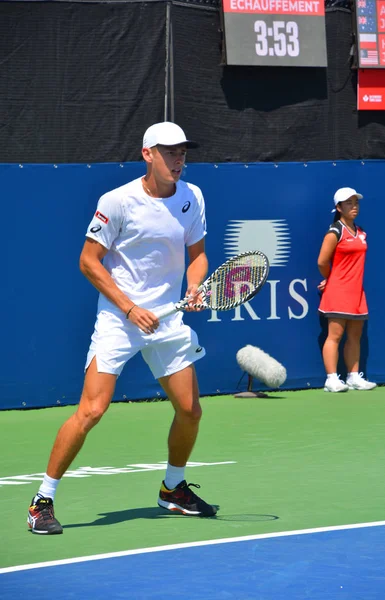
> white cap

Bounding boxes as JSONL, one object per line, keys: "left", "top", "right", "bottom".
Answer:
{"left": 143, "top": 122, "right": 198, "bottom": 149}
{"left": 334, "top": 187, "right": 363, "bottom": 206}
{"left": 332, "top": 187, "right": 363, "bottom": 212}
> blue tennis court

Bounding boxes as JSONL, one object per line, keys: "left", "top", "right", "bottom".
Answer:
{"left": 2, "top": 523, "right": 385, "bottom": 599}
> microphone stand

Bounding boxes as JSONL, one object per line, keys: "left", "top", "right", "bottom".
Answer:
{"left": 234, "top": 373, "right": 269, "bottom": 399}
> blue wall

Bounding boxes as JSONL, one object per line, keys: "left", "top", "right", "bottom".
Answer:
{"left": 2, "top": 161, "right": 384, "bottom": 409}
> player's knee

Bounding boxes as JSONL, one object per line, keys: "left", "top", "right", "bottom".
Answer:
{"left": 77, "top": 401, "right": 109, "bottom": 432}
{"left": 346, "top": 332, "right": 362, "bottom": 344}
{"left": 191, "top": 404, "right": 202, "bottom": 422}
{"left": 328, "top": 332, "right": 344, "bottom": 344}
{"left": 177, "top": 403, "right": 202, "bottom": 423}
{"left": 88, "top": 406, "right": 106, "bottom": 428}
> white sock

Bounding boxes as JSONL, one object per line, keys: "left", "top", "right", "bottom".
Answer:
{"left": 34, "top": 474, "right": 60, "bottom": 503}
{"left": 327, "top": 373, "right": 338, "bottom": 380}
{"left": 164, "top": 464, "right": 185, "bottom": 490}
{"left": 347, "top": 372, "right": 359, "bottom": 381}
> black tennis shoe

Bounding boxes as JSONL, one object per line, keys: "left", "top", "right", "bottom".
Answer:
{"left": 28, "top": 495, "right": 63, "bottom": 534}
{"left": 158, "top": 480, "right": 218, "bottom": 517}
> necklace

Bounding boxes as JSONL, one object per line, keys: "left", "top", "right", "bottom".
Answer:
{"left": 142, "top": 177, "right": 176, "bottom": 198}
{"left": 142, "top": 178, "right": 155, "bottom": 197}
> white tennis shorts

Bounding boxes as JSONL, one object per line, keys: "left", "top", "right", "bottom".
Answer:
{"left": 85, "top": 309, "right": 206, "bottom": 379}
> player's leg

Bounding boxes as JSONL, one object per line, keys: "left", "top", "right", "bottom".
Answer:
{"left": 345, "top": 320, "right": 376, "bottom": 390}
{"left": 46, "top": 357, "right": 117, "bottom": 479}
{"left": 141, "top": 318, "right": 215, "bottom": 516}
{"left": 157, "top": 365, "right": 217, "bottom": 516}
{"left": 160, "top": 364, "right": 201, "bottom": 468}
{"left": 28, "top": 358, "right": 117, "bottom": 534}
{"left": 344, "top": 319, "right": 363, "bottom": 375}
{"left": 28, "top": 310, "right": 139, "bottom": 534}
{"left": 323, "top": 318, "right": 348, "bottom": 392}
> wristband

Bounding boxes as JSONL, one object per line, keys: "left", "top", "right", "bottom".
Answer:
{"left": 126, "top": 305, "right": 136, "bottom": 320}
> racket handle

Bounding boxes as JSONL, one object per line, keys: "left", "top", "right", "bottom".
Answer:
{"left": 155, "top": 305, "right": 178, "bottom": 321}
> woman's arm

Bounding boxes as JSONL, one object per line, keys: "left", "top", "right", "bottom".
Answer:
{"left": 317, "top": 233, "right": 338, "bottom": 279}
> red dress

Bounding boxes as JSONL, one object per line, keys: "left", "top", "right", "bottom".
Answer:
{"left": 319, "top": 220, "right": 368, "bottom": 319}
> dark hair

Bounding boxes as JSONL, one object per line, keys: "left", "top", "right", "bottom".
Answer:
{"left": 333, "top": 204, "right": 341, "bottom": 223}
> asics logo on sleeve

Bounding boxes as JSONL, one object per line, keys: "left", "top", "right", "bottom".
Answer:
{"left": 182, "top": 201, "right": 191, "bottom": 213}
{"left": 90, "top": 225, "right": 102, "bottom": 233}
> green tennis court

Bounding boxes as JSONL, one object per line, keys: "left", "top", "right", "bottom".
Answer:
{"left": 1, "top": 388, "right": 385, "bottom": 572}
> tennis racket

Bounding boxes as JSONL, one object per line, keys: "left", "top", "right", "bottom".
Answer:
{"left": 155, "top": 250, "right": 269, "bottom": 321}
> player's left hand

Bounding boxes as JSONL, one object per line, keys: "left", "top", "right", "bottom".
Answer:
{"left": 317, "top": 279, "right": 327, "bottom": 292}
{"left": 184, "top": 284, "right": 205, "bottom": 312}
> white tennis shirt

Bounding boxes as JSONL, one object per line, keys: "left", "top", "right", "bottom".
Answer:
{"left": 86, "top": 176, "right": 207, "bottom": 313}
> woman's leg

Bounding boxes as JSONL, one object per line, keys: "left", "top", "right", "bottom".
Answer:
{"left": 344, "top": 320, "right": 363, "bottom": 374}
{"left": 322, "top": 318, "right": 346, "bottom": 374}
{"left": 344, "top": 320, "right": 377, "bottom": 390}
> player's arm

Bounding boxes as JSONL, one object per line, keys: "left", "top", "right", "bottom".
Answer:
{"left": 79, "top": 239, "right": 159, "bottom": 333}
{"left": 317, "top": 232, "right": 338, "bottom": 279}
{"left": 185, "top": 238, "right": 208, "bottom": 310}
{"left": 80, "top": 239, "right": 132, "bottom": 313}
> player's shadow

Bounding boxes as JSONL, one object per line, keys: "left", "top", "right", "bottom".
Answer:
{"left": 63, "top": 507, "right": 278, "bottom": 529}
{"left": 63, "top": 506, "right": 218, "bottom": 528}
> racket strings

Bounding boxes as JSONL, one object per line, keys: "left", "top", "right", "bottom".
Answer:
{"left": 207, "top": 254, "right": 268, "bottom": 310}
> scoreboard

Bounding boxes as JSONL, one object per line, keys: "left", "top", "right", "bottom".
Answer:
{"left": 222, "top": 0, "right": 327, "bottom": 67}
{"left": 356, "top": 0, "right": 385, "bottom": 67}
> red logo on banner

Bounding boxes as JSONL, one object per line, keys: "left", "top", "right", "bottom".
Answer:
{"left": 358, "top": 69, "right": 385, "bottom": 110}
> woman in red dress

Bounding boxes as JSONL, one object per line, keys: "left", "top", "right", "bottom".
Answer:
{"left": 317, "top": 187, "right": 376, "bottom": 392}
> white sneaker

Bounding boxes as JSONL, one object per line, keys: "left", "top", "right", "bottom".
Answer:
{"left": 324, "top": 376, "right": 349, "bottom": 393}
{"left": 347, "top": 373, "right": 377, "bottom": 391}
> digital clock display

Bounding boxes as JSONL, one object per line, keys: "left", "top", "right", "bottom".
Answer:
{"left": 222, "top": 0, "right": 327, "bottom": 66}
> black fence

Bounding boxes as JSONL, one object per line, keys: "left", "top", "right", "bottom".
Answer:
{"left": 0, "top": 0, "right": 384, "bottom": 162}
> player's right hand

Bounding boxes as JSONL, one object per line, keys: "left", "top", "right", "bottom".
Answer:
{"left": 184, "top": 283, "right": 205, "bottom": 312}
{"left": 127, "top": 306, "right": 159, "bottom": 334}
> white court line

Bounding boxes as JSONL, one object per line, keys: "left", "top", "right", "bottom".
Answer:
{"left": 2, "top": 519, "right": 385, "bottom": 575}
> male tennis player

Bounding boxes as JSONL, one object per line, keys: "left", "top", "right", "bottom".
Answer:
{"left": 28, "top": 122, "right": 217, "bottom": 534}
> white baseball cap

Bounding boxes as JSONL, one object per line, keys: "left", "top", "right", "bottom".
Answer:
{"left": 334, "top": 187, "right": 363, "bottom": 206}
{"left": 143, "top": 122, "right": 199, "bottom": 149}
{"left": 332, "top": 187, "right": 363, "bottom": 212}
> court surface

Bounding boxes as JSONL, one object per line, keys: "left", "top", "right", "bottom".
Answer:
{"left": 1, "top": 389, "right": 385, "bottom": 598}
